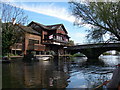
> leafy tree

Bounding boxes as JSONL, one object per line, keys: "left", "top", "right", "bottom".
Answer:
{"left": 1, "top": 3, "right": 28, "bottom": 56}
{"left": 69, "top": 1, "right": 120, "bottom": 43}
{"left": 67, "top": 40, "right": 74, "bottom": 46}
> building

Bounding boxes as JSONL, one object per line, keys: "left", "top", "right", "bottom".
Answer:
{"left": 11, "top": 21, "right": 70, "bottom": 55}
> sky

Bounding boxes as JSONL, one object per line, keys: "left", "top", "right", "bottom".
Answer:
{"left": 1, "top": 0, "right": 92, "bottom": 44}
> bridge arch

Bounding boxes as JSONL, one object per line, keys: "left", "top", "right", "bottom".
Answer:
{"left": 69, "top": 48, "right": 120, "bottom": 60}
{"left": 67, "top": 43, "right": 120, "bottom": 60}
{"left": 96, "top": 48, "right": 120, "bottom": 58}
{"left": 71, "top": 52, "right": 87, "bottom": 57}
{"left": 100, "top": 50, "right": 120, "bottom": 56}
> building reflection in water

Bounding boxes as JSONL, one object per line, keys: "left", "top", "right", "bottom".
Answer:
{"left": 3, "top": 56, "right": 119, "bottom": 88}
{"left": 5, "top": 57, "right": 71, "bottom": 88}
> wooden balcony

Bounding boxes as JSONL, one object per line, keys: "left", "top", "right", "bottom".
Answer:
{"left": 11, "top": 43, "right": 22, "bottom": 50}
{"left": 43, "top": 39, "right": 68, "bottom": 46}
{"left": 28, "top": 44, "right": 45, "bottom": 51}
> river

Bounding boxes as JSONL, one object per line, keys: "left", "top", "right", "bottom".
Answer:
{"left": 2, "top": 55, "right": 120, "bottom": 89}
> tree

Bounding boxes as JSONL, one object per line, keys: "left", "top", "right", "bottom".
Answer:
{"left": 67, "top": 40, "right": 74, "bottom": 46}
{"left": 69, "top": 1, "right": 120, "bottom": 43}
{"left": 1, "top": 3, "right": 28, "bottom": 56}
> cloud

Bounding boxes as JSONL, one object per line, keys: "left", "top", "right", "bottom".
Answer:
{"left": 79, "top": 85, "right": 87, "bottom": 88}
{"left": 70, "top": 32, "right": 87, "bottom": 44}
{"left": 3, "top": 2, "right": 93, "bottom": 29}
{"left": 75, "top": 33, "right": 87, "bottom": 38}
{"left": 1, "top": 0, "right": 69, "bottom": 2}
{"left": 7, "top": 2, "right": 76, "bottom": 23}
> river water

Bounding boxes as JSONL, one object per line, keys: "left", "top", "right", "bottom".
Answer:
{"left": 2, "top": 55, "right": 120, "bottom": 89}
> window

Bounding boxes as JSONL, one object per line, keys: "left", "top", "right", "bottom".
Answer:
{"left": 56, "top": 35, "right": 64, "bottom": 41}
{"left": 29, "top": 39, "right": 39, "bottom": 44}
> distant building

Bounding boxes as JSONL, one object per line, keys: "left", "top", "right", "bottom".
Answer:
{"left": 10, "top": 21, "right": 70, "bottom": 55}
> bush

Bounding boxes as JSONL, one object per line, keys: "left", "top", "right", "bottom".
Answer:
{"left": 102, "top": 52, "right": 111, "bottom": 55}
{"left": 72, "top": 53, "right": 84, "bottom": 57}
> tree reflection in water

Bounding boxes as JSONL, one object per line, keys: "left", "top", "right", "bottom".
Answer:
{"left": 83, "top": 69, "right": 112, "bottom": 88}
{"left": 2, "top": 55, "right": 120, "bottom": 89}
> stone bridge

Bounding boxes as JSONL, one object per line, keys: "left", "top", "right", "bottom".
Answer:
{"left": 66, "top": 43, "right": 120, "bottom": 60}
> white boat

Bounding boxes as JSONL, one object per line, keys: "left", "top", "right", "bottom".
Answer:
{"left": 38, "top": 57, "right": 50, "bottom": 61}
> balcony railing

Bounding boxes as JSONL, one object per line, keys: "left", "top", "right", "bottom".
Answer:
{"left": 11, "top": 43, "right": 22, "bottom": 50}
{"left": 28, "top": 44, "right": 45, "bottom": 51}
{"left": 43, "top": 39, "right": 68, "bottom": 45}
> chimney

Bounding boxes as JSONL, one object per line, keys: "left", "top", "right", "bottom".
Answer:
{"left": 12, "top": 18, "right": 16, "bottom": 25}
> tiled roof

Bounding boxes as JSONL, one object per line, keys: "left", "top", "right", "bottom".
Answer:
{"left": 2, "top": 23, "right": 41, "bottom": 35}
{"left": 17, "top": 24, "right": 41, "bottom": 35}
{"left": 30, "top": 21, "right": 49, "bottom": 30}
{"left": 29, "top": 21, "right": 68, "bottom": 33}
{"left": 46, "top": 24, "right": 62, "bottom": 30}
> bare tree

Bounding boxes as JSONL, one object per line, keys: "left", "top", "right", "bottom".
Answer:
{"left": 1, "top": 3, "right": 28, "bottom": 25}
{"left": 1, "top": 3, "right": 28, "bottom": 56}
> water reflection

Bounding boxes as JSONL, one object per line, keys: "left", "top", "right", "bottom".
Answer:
{"left": 2, "top": 55, "right": 120, "bottom": 88}
{"left": 100, "top": 55, "right": 120, "bottom": 66}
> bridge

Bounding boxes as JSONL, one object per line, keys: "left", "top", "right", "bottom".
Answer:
{"left": 66, "top": 43, "right": 120, "bottom": 60}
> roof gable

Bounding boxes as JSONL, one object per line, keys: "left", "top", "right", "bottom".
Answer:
{"left": 57, "top": 25, "right": 68, "bottom": 34}
{"left": 17, "top": 24, "right": 41, "bottom": 35}
{"left": 28, "top": 21, "right": 50, "bottom": 30}
{"left": 28, "top": 21, "right": 68, "bottom": 34}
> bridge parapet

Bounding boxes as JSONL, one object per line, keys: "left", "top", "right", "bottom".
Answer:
{"left": 67, "top": 43, "right": 120, "bottom": 50}
{"left": 66, "top": 43, "right": 120, "bottom": 60}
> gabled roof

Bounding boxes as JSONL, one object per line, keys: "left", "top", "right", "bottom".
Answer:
{"left": 46, "top": 24, "right": 62, "bottom": 30}
{"left": 2, "top": 22, "right": 41, "bottom": 35}
{"left": 28, "top": 21, "right": 68, "bottom": 34}
{"left": 17, "top": 24, "right": 41, "bottom": 35}
{"left": 28, "top": 21, "right": 49, "bottom": 30}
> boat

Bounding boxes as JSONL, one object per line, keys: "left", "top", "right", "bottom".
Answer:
{"left": 2, "top": 60, "right": 11, "bottom": 63}
{"left": 38, "top": 56, "right": 50, "bottom": 61}
{"left": 1, "top": 57, "right": 11, "bottom": 63}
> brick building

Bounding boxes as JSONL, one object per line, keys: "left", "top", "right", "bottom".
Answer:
{"left": 11, "top": 21, "right": 70, "bottom": 55}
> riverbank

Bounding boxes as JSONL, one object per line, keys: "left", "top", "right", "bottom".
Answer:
{"left": 1, "top": 54, "right": 88, "bottom": 64}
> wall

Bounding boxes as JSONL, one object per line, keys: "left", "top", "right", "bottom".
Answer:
{"left": 24, "top": 33, "right": 42, "bottom": 55}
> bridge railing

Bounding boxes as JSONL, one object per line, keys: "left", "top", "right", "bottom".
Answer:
{"left": 76, "top": 41, "right": 120, "bottom": 45}
{"left": 67, "top": 42, "right": 120, "bottom": 50}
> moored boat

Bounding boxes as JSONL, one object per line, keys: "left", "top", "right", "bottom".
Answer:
{"left": 38, "top": 56, "right": 50, "bottom": 61}
{"left": 1, "top": 57, "right": 11, "bottom": 63}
